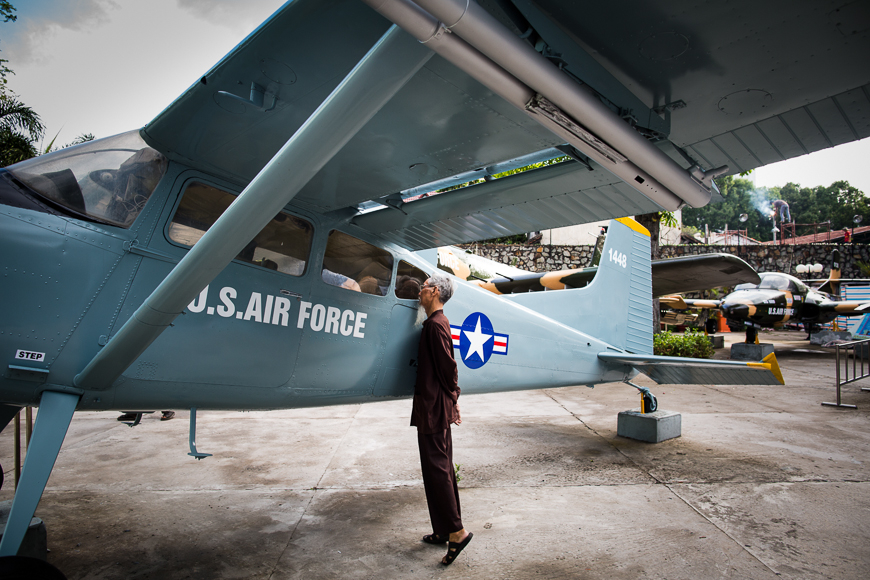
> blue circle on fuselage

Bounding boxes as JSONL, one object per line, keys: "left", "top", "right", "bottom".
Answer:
{"left": 458, "top": 312, "right": 495, "bottom": 369}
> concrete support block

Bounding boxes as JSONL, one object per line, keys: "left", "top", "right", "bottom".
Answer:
{"left": 0, "top": 501, "right": 48, "bottom": 559}
{"left": 708, "top": 335, "right": 724, "bottom": 349}
{"left": 617, "top": 409, "right": 681, "bottom": 443}
{"left": 730, "top": 342, "right": 775, "bottom": 361}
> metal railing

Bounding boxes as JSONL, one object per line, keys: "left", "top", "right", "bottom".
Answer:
{"left": 822, "top": 338, "right": 870, "bottom": 408}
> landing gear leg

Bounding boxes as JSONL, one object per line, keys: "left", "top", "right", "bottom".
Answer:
{"left": 626, "top": 381, "right": 658, "bottom": 413}
{"left": 0, "top": 391, "right": 79, "bottom": 556}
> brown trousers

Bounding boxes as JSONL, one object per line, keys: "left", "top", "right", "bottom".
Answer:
{"left": 417, "top": 427, "right": 462, "bottom": 536}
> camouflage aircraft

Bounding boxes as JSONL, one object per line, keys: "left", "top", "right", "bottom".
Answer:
{"left": 1, "top": 0, "right": 868, "bottom": 567}
{"left": 678, "top": 254, "right": 870, "bottom": 342}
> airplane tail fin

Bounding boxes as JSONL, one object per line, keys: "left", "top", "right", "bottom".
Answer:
{"left": 816, "top": 249, "right": 842, "bottom": 296}
{"left": 506, "top": 218, "right": 653, "bottom": 354}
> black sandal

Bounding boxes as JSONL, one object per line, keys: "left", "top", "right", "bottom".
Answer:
{"left": 422, "top": 533, "right": 448, "bottom": 544}
{"left": 441, "top": 532, "right": 473, "bottom": 565}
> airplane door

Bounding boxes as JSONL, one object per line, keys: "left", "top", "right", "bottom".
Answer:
{"left": 374, "top": 303, "right": 421, "bottom": 397}
{"left": 374, "top": 259, "right": 429, "bottom": 397}
{"left": 289, "top": 230, "right": 395, "bottom": 397}
{"left": 112, "top": 180, "right": 314, "bottom": 392}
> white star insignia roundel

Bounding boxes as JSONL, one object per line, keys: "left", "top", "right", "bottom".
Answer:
{"left": 463, "top": 316, "right": 493, "bottom": 361}
{"left": 451, "top": 312, "right": 510, "bottom": 369}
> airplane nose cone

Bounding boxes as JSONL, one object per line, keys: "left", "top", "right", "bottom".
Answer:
{"left": 722, "top": 302, "right": 752, "bottom": 319}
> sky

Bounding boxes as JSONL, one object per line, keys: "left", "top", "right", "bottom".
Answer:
{"left": 2, "top": 0, "right": 869, "bottom": 193}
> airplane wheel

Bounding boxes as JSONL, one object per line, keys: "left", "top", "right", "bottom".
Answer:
{"left": 705, "top": 319, "right": 717, "bottom": 334}
{"left": 745, "top": 327, "right": 757, "bottom": 344}
{"left": 642, "top": 392, "right": 657, "bottom": 413}
{"left": 0, "top": 556, "right": 67, "bottom": 580}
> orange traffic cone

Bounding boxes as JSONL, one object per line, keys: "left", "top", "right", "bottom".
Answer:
{"left": 717, "top": 315, "right": 730, "bottom": 333}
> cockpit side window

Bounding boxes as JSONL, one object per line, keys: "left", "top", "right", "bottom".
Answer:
{"left": 322, "top": 230, "right": 393, "bottom": 296}
{"left": 168, "top": 181, "right": 313, "bottom": 276}
{"left": 6, "top": 130, "right": 168, "bottom": 228}
{"left": 396, "top": 261, "right": 428, "bottom": 300}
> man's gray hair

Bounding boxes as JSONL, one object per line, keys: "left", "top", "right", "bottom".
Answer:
{"left": 429, "top": 272, "right": 455, "bottom": 303}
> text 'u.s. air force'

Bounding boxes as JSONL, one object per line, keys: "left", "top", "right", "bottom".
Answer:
{"left": 187, "top": 286, "right": 367, "bottom": 338}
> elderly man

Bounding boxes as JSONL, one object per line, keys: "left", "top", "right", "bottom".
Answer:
{"left": 411, "top": 273, "right": 472, "bottom": 566}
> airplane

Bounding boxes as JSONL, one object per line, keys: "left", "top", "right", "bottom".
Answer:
{"left": 1, "top": 0, "right": 867, "bottom": 569}
{"left": 676, "top": 250, "right": 870, "bottom": 342}
{"left": 436, "top": 243, "right": 759, "bottom": 297}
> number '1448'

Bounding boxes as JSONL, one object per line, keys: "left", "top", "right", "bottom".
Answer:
{"left": 608, "top": 248, "right": 627, "bottom": 268}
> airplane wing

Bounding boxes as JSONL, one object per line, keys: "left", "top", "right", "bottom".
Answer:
{"left": 828, "top": 301, "right": 870, "bottom": 315}
{"left": 80, "top": 0, "right": 870, "bottom": 387}
{"left": 141, "top": 0, "right": 870, "bottom": 251}
{"left": 679, "top": 298, "right": 723, "bottom": 310}
{"left": 598, "top": 352, "right": 784, "bottom": 386}
{"left": 650, "top": 254, "right": 759, "bottom": 297}
{"left": 472, "top": 253, "right": 757, "bottom": 295}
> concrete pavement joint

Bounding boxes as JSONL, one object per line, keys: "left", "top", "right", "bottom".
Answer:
{"left": 544, "top": 389, "right": 785, "bottom": 577}
{"left": 665, "top": 483, "right": 782, "bottom": 577}
{"left": 267, "top": 404, "right": 363, "bottom": 579}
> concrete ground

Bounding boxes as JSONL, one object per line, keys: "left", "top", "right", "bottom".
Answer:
{"left": 2, "top": 329, "right": 869, "bottom": 579}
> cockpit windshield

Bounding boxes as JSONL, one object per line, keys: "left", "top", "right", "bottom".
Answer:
{"left": 758, "top": 274, "right": 803, "bottom": 292}
{"left": 6, "top": 130, "right": 168, "bottom": 228}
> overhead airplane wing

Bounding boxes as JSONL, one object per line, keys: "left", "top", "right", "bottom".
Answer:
{"left": 142, "top": 0, "right": 870, "bottom": 251}
{"left": 470, "top": 253, "right": 758, "bottom": 295}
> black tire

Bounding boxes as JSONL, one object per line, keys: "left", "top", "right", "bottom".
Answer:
{"left": 705, "top": 318, "right": 717, "bottom": 334}
{"left": 0, "top": 556, "right": 67, "bottom": 580}
{"left": 642, "top": 392, "right": 657, "bottom": 413}
{"left": 745, "top": 326, "right": 757, "bottom": 344}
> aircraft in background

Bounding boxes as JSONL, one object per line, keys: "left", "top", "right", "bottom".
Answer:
{"left": 436, "top": 244, "right": 759, "bottom": 297}
{"left": 674, "top": 250, "right": 870, "bottom": 342}
{"left": 1, "top": 0, "right": 867, "bottom": 568}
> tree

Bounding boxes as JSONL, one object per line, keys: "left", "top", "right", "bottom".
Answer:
{"left": 0, "top": 1, "right": 16, "bottom": 94}
{"left": 0, "top": 126, "right": 36, "bottom": 165}
{"left": 0, "top": 97, "right": 44, "bottom": 166}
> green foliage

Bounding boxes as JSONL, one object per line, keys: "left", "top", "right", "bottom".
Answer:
{"left": 682, "top": 175, "right": 869, "bottom": 242}
{"left": 0, "top": 1, "right": 15, "bottom": 22}
{"left": 0, "top": 126, "right": 37, "bottom": 166}
{"left": 653, "top": 330, "right": 714, "bottom": 359}
{"left": 0, "top": 1, "right": 16, "bottom": 94}
{"left": 658, "top": 211, "right": 678, "bottom": 228}
{"left": 63, "top": 133, "right": 96, "bottom": 148}
{"left": 476, "top": 233, "right": 528, "bottom": 244}
{"left": 454, "top": 463, "right": 462, "bottom": 483}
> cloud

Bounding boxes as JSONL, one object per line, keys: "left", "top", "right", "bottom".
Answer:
{"left": 177, "top": 0, "right": 284, "bottom": 30}
{"left": 2, "top": 0, "right": 119, "bottom": 65}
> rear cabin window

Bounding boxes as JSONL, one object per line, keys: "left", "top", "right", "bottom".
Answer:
{"left": 168, "top": 181, "right": 313, "bottom": 276}
{"left": 395, "top": 261, "right": 428, "bottom": 300}
{"left": 322, "top": 230, "right": 393, "bottom": 296}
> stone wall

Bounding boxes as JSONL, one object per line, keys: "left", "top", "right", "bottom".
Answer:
{"left": 460, "top": 242, "right": 870, "bottom": 280}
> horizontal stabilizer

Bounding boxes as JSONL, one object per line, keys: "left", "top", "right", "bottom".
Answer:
{"left": 598, "top": 352, "right": 784, "bottom": 385}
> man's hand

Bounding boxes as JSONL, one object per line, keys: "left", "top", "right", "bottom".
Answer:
{"left": 453, "top": 404, "right": 462, "bottom": 425}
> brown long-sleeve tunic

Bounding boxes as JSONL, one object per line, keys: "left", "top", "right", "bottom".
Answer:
{"left": 411, "top": 309, "right": 460, "bottom": 434}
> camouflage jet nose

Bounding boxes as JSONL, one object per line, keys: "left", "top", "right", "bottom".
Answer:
{"left": 721, "top": 302, "right": 755, "bottom": 320}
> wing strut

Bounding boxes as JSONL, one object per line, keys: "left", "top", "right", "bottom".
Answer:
{"left": 0, "top": 391, "right": 80, "bottom": 556}
{"left": 74, "top": 25, "right": 433, "bottom": 390}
